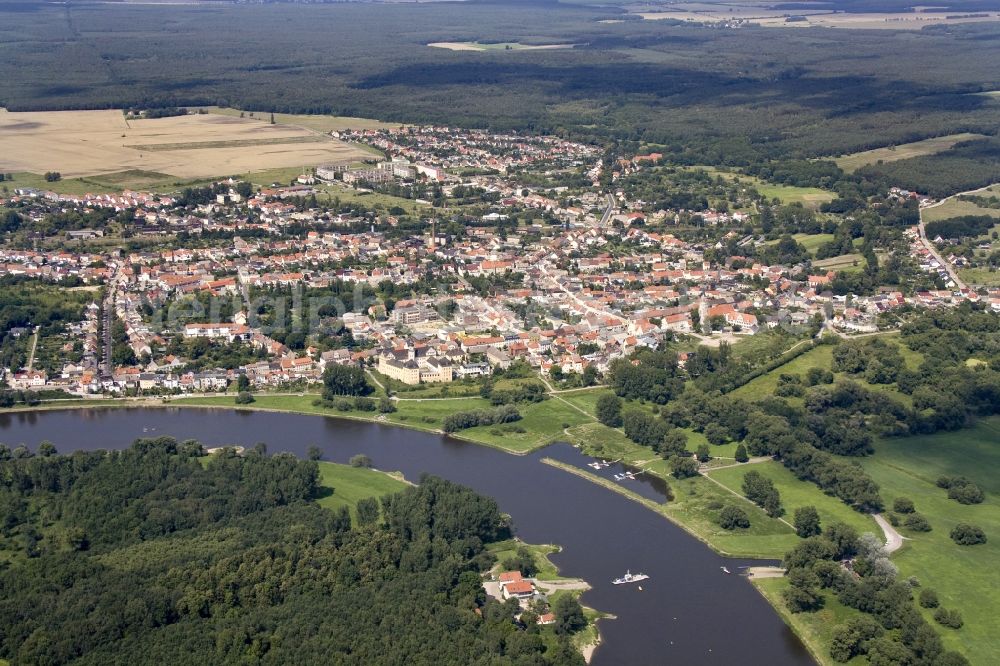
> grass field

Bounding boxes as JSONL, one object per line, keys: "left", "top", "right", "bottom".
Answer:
{"left": 0, "top": 108, "right": 369, "bottom": 180}
{"left": 835, "top": 133, "right": 989, "bottom": 172}
{"left": 958, "top": 267, "right": 1000, "bottom": 286}
{"left": 314, "top": 461, "right": 409, "bottom": 522}
{"left": 812, "top": 253, "right": 865, "bottom": 272}
{"left": 731, "top": 337, "right": 917, "bottom": 407}
{"left": 860, "top": 419, "right": 1000, "bottom": 663}
{"left": 2, "top": 170, "right": 223, "bottom": 196}
{"left": 754, "top": 182, "right": 835, "bottom": 209}
{"left": 205, "top": 106, "right": 399, "bottom": 132}
{"left": 708, "top": 461, "right": 879, "bottom": 537}
{"left": 921, "top": 196, "right": 1000, "bottom": 223}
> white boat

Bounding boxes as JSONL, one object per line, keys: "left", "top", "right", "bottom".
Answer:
{"left": 613, "top": 570, "right": 650, "bottom": 585}
{"left": 720, "top": 567, "right": 731, "bottom": 575}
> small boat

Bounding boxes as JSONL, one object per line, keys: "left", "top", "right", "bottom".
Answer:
{"left": 720, "top": 567, "right": 731, "bottom": 575}
{"left": 613, "top": 570, "right": 650, "bottom": 585}
{"left": 613, "top": 473, "right": 626, "bottom": 481}
{"left": 588, "top": 462, "right": 602, "bottom": 470}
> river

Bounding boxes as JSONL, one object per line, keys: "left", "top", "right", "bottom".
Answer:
{"left": 0, "top": 407, "right": 813, "bottom": 665}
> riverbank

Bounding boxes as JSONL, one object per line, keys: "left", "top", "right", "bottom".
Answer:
{"left": 0, "top": 401, "right": 816, "bottom": 665}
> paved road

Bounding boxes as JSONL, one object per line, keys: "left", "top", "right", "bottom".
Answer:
{"left": 599, "top": 194, "right": 615, "bottom": 227}
{"left": 913, "top": 184, "right": 1000, "bottom": 291}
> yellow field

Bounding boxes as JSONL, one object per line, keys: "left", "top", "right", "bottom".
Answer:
{"left": 834, "top": 133, "right": 989, "bottom": 172}
{"left": 0, "top": 109, "right": 371, "bottom": 179}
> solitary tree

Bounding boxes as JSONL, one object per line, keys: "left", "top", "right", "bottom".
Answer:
{"left": 734, "top": 443, "right": 749, "bottom": 463}
{"left": 794, "top": 506, "right": 821, "bottom": 538}
{"left": 595, "top": 393, "right": 622, "bottom": 428}
{"left": 719, "top": 505, "right": 750, "bottom": 530}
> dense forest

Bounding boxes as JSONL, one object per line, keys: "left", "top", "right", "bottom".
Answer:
{"left": 0, "top": 438, "right": 584, "bottom": 665}
{"left": 0, "top": 3, "right": 997, "bottom": 162}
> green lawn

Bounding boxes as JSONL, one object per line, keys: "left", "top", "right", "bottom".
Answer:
{"left": 314, "top": 461, "right": 409, "bottom": 522}
{"left": 860, "top": 419, "right": 1000, "bottom": 664}
{"left": 708, "top": 461, "right": 879, "bottom": 537}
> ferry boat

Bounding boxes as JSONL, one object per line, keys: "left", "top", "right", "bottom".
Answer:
{"left": 613, "top": 570, "right": 650, "bottom": 585}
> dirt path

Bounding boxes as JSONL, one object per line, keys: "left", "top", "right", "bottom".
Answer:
{"left": 535, "top": 579, "right": 591, "bottom": 593}
{"left": 25, "top": 325, "right": 40, "bottom": 371}
{"left": 873, "top": 513, "right": 905, "bottom": 554}
{"left": 702, "top": 456, "right": 772, "bottom": 472}
{"left": 746, "top": 566, "right": 785, "bottom": 579}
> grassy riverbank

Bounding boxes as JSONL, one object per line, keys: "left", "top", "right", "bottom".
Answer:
{"left": 314, "top": 461, "right": 409, "bottom": 522}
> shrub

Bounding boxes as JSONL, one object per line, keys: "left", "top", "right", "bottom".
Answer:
{"left": 903, "top": 513, "right": 931, "bottom": 532}
{"left": 950, "top": 523, "right": 986, "bottom": 545}
{"left": 948, "top": 483, "right": 984, "bottom": 505}
{"left": 933, "top": 608, "right": 963, "bottom": 629}
{"left": 349, "top": 454, "right": 372, "bottom": 468}
{"left": 719, "top": 505, "right": 750, "bottom": 530}
{"left": 892, "top": 497, "right": 915, "bottom": 514}
{"left": 235, "top": 391, "right": 255, "bottom": 404}
{"left": 696, "top": 444, "right": 711, "bottom": 463}
{"left": 919, "top": 588, "right": 939, "bottom": 609}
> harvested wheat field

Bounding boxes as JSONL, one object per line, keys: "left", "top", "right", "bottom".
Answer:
{"left": 0, "top": 109, "right": 370, "bottom": 179}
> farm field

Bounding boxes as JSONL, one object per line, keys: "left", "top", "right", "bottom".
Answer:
{"left": 835, "top": 133, "right": 990, "bottom": 173}
{"left": 0, "top": 109, "right": 370, "bottom": 180}
{"left": 860, "top": 419, "right": 1000, "bottom": 664}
